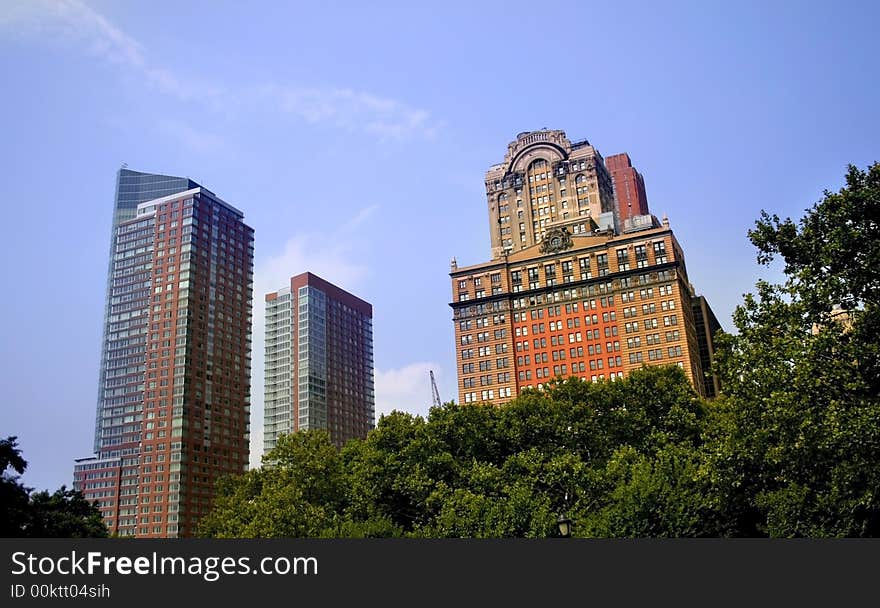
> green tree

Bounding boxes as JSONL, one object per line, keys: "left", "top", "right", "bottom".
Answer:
{"left": 0, "top": 436, "right": 30, "bottom": 537}
{"left": 580, "top": 443, "right": 708, "bottom": 537}
{"left": 199, "top": 366, "right": 709, "bottom": 538}
{"left": 26, "top": 487, "right": 108, "bottom": 538}
{"left": 0, "top": 436, "right": 107, "bottom": 538}
{"left": 198, "top": 430, "right": 346, "bottom": 538}
{"left": 748, "top": 163, "right": 880, "bottom": 314}
{"left": 708, "top": 162, "right": 880, "bottom": 536}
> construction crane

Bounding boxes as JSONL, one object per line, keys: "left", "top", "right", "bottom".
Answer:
{"left": 430, "top": 370, "right": 442, "bottom": 408}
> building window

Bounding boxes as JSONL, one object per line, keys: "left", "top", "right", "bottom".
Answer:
{"left": 577, "top": 257, "right": 591, "bottom": 280}
{"left": 634, "top": 245, "right": 648, "bottom": 268}
{"left": 653, "top": 241, "right": 668, "bottom": 264}
{"left": 616, "top": 249, "right": 630, "bottom": 271}
{"left": 596, "top": 254, "right": 608, "bottom": 277}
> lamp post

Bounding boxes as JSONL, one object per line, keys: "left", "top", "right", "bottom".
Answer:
{"left": 557, "top": 514, "right": 572, "bottom": 538}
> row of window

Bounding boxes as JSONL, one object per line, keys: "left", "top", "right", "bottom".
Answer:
{"left": 461, "top": 356, "right": 511, "bottom": 374}
{"left": 459, "top": 329, "right": 509, "bottom": 345}
{"left": 460, "top": 343, "right": 509, "bottom": 359}
{"left": 627, "top": 331, "right": 681, "bottom": 348}
{"left": 457, "top": 314, "right": 507, "bottom": 331}
{"left": 463, "top": 387, "right": 514, "bottom": 403}
{"left": 628, "top": 346, "right": 684, "bottom": 364}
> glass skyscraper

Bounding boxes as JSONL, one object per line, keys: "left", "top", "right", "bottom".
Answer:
{"left": 94, "top": 169, "right": 202, "bottom": 453}
{"left": 75, "top": 169, "right": 254, "bottom": 538}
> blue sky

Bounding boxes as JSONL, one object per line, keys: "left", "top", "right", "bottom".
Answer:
{"left": 1, "top": 0, "right": 877, "bottom": 493}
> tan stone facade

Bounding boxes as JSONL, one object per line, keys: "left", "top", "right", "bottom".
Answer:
{"left": 485, "top": 130, "right": 616, "bottom": 260}
{"left": 451, "top": 130, "right": 719, "bottom": 404}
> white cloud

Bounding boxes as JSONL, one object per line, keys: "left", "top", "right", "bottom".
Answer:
{"left": 1, "top": 0, "right": 144, "bottom": 66}
{"left": 248, "top": 220, "right": 375, "bottom": 469}
{"left": 375, "top": 362, "right": 448, "bottom": 420}
{"left": 0, "top": 1, "right": 439, "bottom": 140}
{"left": 262, "top": 85, "right": 440, "bottom": 141}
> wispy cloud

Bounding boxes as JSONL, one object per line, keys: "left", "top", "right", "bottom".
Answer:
{"left": 1, "top": 0, "right": 145, "bottom": 66}
{"left": 0, "top": 0, "right": 440, "bottom": 140}
{"left": 261, "top": 85, "right": 440, "bottom": 141}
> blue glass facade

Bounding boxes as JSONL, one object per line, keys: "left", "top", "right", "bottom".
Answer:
{"left": 94, "top": 169, "right": 202, "bottom": 452}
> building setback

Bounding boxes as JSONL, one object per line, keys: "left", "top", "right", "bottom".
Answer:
{"left": 75, "top": 172, "right": 254, "bottom": 538}
{"left": 264, "top": 272, "right": 374, "bottom": 452}
{"left": 450, "top": 129, "right": 720, "bottom": 404}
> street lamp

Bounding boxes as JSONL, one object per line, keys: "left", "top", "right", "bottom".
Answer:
{"left": 557, "top": 514, "right": 572, "bottom": 538}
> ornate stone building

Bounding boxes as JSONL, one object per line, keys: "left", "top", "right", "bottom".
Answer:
{"left": 450, "top": 130, "right": 721, "bottom": 404}
{"left": 485, "top": 130, "right": 617, "bottom": 259}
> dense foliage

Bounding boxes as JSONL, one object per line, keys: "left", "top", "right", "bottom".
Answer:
{"left": 708, "top": 162, "right": 880, "bottom": 536}
{"left": 199, "top": 163, "right": 879, "bottom": 538}
{"left": 200, "top": 366, "right": 708, "bottom": 538}
{"left": 0, "top": 436, "right": 108, "bottom": 538}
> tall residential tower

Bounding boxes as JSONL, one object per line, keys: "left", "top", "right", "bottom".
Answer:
{"left": 74, "top": 170, "right": 254, "bottom": 538}
{"left": 264, "top": 272, "right": 374, "bottom": 452}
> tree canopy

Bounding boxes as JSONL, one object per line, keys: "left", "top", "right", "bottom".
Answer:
{"left": 708, "top": 162, "right": 880, "bottom": 536}
{"left": 200, "top": 366, "right": 712, "bottom": 538}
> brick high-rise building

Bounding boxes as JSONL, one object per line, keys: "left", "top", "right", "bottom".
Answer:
{"left": 606, "top": 153, "right": 650, "bottom": 225}
{"left": 264, "top": 272, "right": 374, "bottom": 452}
{"left": 450, "top": 130, "right": 720, "bottom": 404}
{"left": 74, "top": 170, "right": 254, "bottom": 538}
